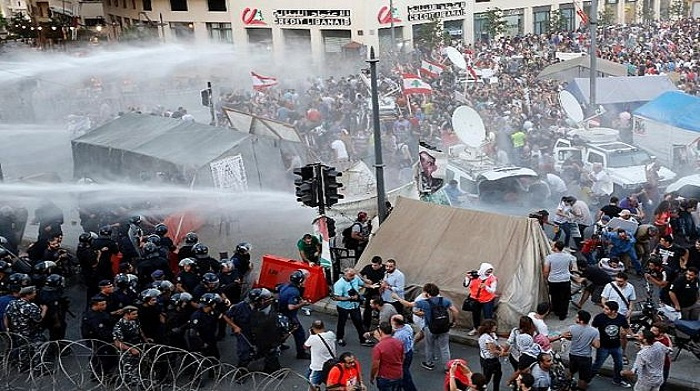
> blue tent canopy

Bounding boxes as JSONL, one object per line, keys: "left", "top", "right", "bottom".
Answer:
{"left": 633, "top": 91, "right": 700, "bottom": 133}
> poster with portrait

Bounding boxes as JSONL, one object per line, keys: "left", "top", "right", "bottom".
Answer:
{"left": 210, "top": 155, "right": 248, "bottom": 192}
{"left": 416, "top": 143, "right": 450, "bottom": 205}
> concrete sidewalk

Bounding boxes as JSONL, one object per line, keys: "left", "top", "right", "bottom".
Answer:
{"left": 312, "top": 297, "right": 700, "bottom": 391}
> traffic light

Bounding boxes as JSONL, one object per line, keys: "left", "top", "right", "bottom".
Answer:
{"left": 200, "top": 89, "right": 210, "bottom": 107}
{"left": 326, "top": 217, "right": 336, "bottom": 238}
{"left": 293, "top": 165, "right": 318, "bottom": 207}
{"left": 321, "top": 166, "right": 344, "bottom": 207}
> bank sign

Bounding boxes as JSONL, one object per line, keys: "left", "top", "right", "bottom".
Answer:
{"left": 406, "top": 2, "right": 466, "bottom": 22}
{"left": 273, "top": 10, "right": 351, "bottom": 26}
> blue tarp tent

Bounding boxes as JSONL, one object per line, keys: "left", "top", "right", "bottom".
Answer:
{"left": 632, "top": 91, "right": 700, "bottom": 167}
{"left": 633, "top": 91, "right": 700, "bottom": 133}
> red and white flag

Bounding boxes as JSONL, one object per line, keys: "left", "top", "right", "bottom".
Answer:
{"left": 402, "top": 73, "right": 432, "bottom": 95}
{"left": 420, "top": 60, "right": 445, "bottom": 78}
{"left": 574, "top": 0, "right": 589, "bottom": 24}
{"left": 467, "top": 65, "right": 479, "bottom": 80}
{"left": 251, "top": 71, "right": 278, "bottom": 91}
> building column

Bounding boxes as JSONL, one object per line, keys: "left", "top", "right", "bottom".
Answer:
{"left": 522, "top": 6, "right": 534, "bottom": 35}
{"left": 309, "top": 28, "right": 324, "bottom": 71}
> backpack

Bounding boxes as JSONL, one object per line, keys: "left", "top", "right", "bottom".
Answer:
{"left": 342, "top": 223, "right": 361, "bottom": 249}
{"left": 323, "top": 362, "right": 344, "bottom": 386}
{"left": 428, "top": 297, "right": 451, "bottom": 334}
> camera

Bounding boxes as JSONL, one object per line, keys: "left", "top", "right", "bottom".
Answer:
{"left": 347, "top": 288, "right": 365, "bottom": 304}
{"left": 466, "top": 270, "right": 479, "bottom": 279}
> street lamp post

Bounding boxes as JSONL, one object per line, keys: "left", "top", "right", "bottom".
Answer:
{"left": 366, "top": 47, "right": 388, "bottom": 224}
{"left": 389, "top": 0, "right": 396, "bottom": 52}
{"left": 589, "top": 0, "right": 598, "bottom": 116}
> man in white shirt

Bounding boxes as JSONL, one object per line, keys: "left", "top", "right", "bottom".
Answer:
{"left": 601, "top": 271, "right": 637, "bottom": 364}
{"left": 331, "top": 138, "right": 349, "bottom": 162}
{"left": 304, "top": 319, "right": 337, "bottom": 391}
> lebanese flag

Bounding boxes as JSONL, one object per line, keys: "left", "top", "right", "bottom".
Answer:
{"left": 312, "top": 216, "right": 332, "bottom": 269}
{"left": 574, "top": 0, "right": 589, "bottom": 24}
{"left": 251, "top": 71, "right": 278, "bottom": 91}
{"left": 467, "top": 65, "right": 478, "bottom": 80}
{"left": 402, "top": 73, "right": 432, "bottom": 94}
{"left": 420, "top": 60, "right": 445, "bottom": 78}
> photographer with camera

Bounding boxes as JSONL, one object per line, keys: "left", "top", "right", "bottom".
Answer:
{"left": 304, "top": 320, "right": 337, "bottom": 391}
{"left": 333, "top": 268, "right": 371, "bottom": 347}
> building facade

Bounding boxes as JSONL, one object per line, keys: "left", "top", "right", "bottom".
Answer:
{"left": 98, "top": 0, "right": 672, "bottom": 61}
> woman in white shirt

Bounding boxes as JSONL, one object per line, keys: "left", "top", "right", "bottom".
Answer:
{"left": 477, "top": 319, "right": 505, "bottom": 391}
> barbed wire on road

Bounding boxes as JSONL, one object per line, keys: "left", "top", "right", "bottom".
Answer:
{"left": 0, "top": 332, "right": 311, "bottom": 390}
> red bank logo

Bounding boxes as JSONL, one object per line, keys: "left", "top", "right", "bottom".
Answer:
{"left": 377, "top": 6, "right": 401, "bottom": 24}
{"left": 242, "top": 7, "right": 266, "bottom": 25}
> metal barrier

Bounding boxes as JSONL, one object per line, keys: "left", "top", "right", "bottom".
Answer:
{"left": 0, "top": 333, "right": 312, "bottom": 390}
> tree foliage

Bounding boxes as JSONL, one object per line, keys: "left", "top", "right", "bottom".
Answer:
{"left": 548, "top": 9, "right": 568, "bottom": 33}
{"left": 483, "top": 8, "right": 508, "bottom": 40}
{"left": 413, "top": 18, "right": 450, "bottom": 51}
{"left": 669, "top": 0, "right": 690, "bottom": 20}
{"left": 598, "top": 6, "right": 616, "bottom": 27}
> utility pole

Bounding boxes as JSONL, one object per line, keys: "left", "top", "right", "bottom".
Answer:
{"left": 367, "top": 47, "right": 388, "bottom": 224}
{"left": 589, "top": 0, "right": 598, "bottom": 117}
{"left": 389, "top": 0, "right": 396, "bottom": 52}
{"left": 159, "top": 13, "right": 166, "bottom": 43}
{"left": 207, "top": 81, "right": 215, "bottom": 125}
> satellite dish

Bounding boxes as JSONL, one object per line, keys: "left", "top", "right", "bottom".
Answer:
{"left": 559, "top": 90, "right": 584, "bottom": 124}
{"left": 444, "top": 47, "right": 467, "bottom": 70}
{"left": 451, "top": 106, "right": 486, "bottom": 148}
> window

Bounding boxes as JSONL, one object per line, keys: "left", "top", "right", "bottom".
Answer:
{"left": 207, "top": 22, "right": 232, "bottom": 43}
{"left": 132, "top": 0, "right": 136, "bottom": 9}
{"left": 533, "top": 9, "right": 550, "bottom": 35}
{"left": 170, "top": 21, "right": 194, "bottom": 40}
{"left": 170, "top": 0, "right": 187, "bottom": 11}
{"left": 142, "top": 0, "right": 151, "bottom": 11}
{"left": 207, "top": 0, "right": 226, "bottom": 12}
{"left": 559, "top": 7, "right": 575, "bottom": 31}
{"left": 588, "top": 152, "right": 605, "bottom": 165}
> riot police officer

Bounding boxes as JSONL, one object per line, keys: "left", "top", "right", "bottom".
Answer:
{"left": 0, "top": 260, "right": 12, "bottom": 296}
{"left": 192, "top": 243, "right": 219, "bottom": 276}
{"left": 231, "top": 242, "right": 253, "bottom": 295}
{"left": 138, "top": 288, "right": 164, "bottom": 344}
{"left": 176, "top": 258, "right": 199, "bottom": 294}
{"left": 224, "top": 288, "right": 285, "bottom": 373}
{"left": 163, "top": 292, "right": 194, "bottom": 349}
{"left": 77, "top": 232, "right": 100, "bottom": 299}
{"left": 186, "top": 293, "right": 222, "bottom": 359}
{"left": 0, "top": 273, "right": 28, "bottom": 331}
{"left": 81, "top": 294, "right": 117, "bottom": 380}
{"left": 278, "top": 270, "right": 311, "bottom": 359}
{"left": 177, "top": 232, "right": 198, "bottom": 261}
{"left": 136, "top": 242, "right": 171, "bottom": 287}
{"left": 37, "top": 274, "right": 70, "bottom": 345}
{"left": 192, "top": 272, "right": 222, "bottom": 302}
{"left": 112, "top": 274, "right": 139, "bottom": 312}
{"left": 154, "top": 224, "right": 176, "bottom": 259}
{"left": 218, "top": 259, "right": 242, "bottom": 305}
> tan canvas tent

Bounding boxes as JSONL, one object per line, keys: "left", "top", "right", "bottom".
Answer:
{"left": 356, "top": 197, "right": 551, "bottom": 330}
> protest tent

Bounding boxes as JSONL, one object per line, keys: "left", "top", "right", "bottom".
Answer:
{"left": 537, "top": 55, "right": 627, "bottom": 82}
{"left": 72, "top": 113, "right": 294, "bottom": 191}
{"left": 355, "top": 197, "right": 550, "bottom": 329}
{"left": 632, "top": 91, "right": 700, "bottom": 167}
{"left": 566, "top": 75, "right": 677, "bottom": 105}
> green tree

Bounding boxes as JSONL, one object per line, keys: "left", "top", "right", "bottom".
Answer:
{"left": 548, "top": 9, "right": 568, "bottom": 33}
{"left": 7, "top": 13, "right": 36, "bottom": 39}
{"left": 413, "top": 18, "right": 450, "bottom": 52}
{"left": 483, "top": 7, "right": 508, "bottom": 40}
{"left": 598, "top": 6, "right": 616, "bottom": 27}
{"left": 669, "top": 0, "right": 689, "bottom": 20}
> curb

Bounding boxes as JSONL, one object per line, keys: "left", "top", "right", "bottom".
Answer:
{"left": 311, "top": 300, "right": 699, "bottom": 391}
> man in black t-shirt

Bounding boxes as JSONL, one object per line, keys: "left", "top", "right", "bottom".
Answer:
{"left": 359, "top": 256, "right": 386, "bottom": 330}
{"left": 591, "top": 301, "right": 631, "bottom": 387}
{"left": 654, "top": 235, "right": 685, "bottom": 273}
{"left": 645, "top": 256, "right": 674, "bottom": 302}
{"left": 685, "top": 239, "right": 700, "bottom": 270}
{"left": 596, "top": 196, "right": 622, "bottom": 221}
{"left": 667, "top": 267, "right": 700, "bottom": 320}
{"left": 575, "top": 264, "right": 613, "bottom": 308}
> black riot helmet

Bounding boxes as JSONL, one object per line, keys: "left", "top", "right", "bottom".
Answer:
{"left": 45, "top": 274, "right": 65, "bottom": 288}
{"left": 184, "top": 232, "right": 198, "bottom": 245}
{"left": 236, "top": 242, "right": 252, "bottom": 254}
{"left": 170, "top": 292, "right": 193, "bottom": 306}
{"left": 289, "top": 270, "right": 306, "bottom": 286}
{"left": 114, "top": 273, "right": 130, "bottom": 289}
{"left": 140, "top": 288, "right": 161, "bottom": 302}
{"left": 0, "top": 260, "right": 11, "bottom": 273}
{"left": 201, "top": 272, "right": 219, "bottom": 289}
{"left": 199, "top": 292, "right": 223, "bottom": 307}
{"left": 146, "top": 234, "right": 161, "bottom": 246}
{"left": 142, "top": 242, "right": 159, "bottom": 258}
{"left": 78, "top": 232, "right": 97, "bottom": 244}
{"left": 99, "top": 226, "right": 113, "bottom": 237}
{"left": 33, "top": 261, "right": 57, "bottom": 274}
{"left": 9, "top": 273, "right": 31, "bottom": 291}
{"left": 154, "top": 224, "right": 168, "bottom": 237}
{"left": 0, "top": 248, "right": 9, "bottom": 259}
{"left": 129, "top": 215, "right": 142, "bottom": 225}
{"left": 192, "top": 243, "right": 209, "bottom": 259}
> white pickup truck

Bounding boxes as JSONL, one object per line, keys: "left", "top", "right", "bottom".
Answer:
{"left": 553, "top": 138, "right": 677, "bottom": 193}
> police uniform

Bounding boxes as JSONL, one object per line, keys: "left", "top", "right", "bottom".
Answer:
{"left": 138, "top": 304, "right": 163, "bottom": 344}
{"left": 112, "top": 316, "right": 143, "bottom": 386}
{"left": 81, "top": 308, "right": 116, "bottom": 377}
{"left": 5, "top": 297, "right": 45, "bottom": 369}
{"left": 38, "top": 286, "right": 68, "bottom": 342}
{"left": 164, "top": 307, "right": 192, "bottom": 349}
{"left": 277, "top": 283, "right": 307, "bottom": 357}
{"left": 188, "top": 309, "right": 220, "bottom": 358}
{"left": 176, "top": 271, "right": 199, "bottom": 294}
{"left": 225, "top": 301, "right": 255, "bottom": 366}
